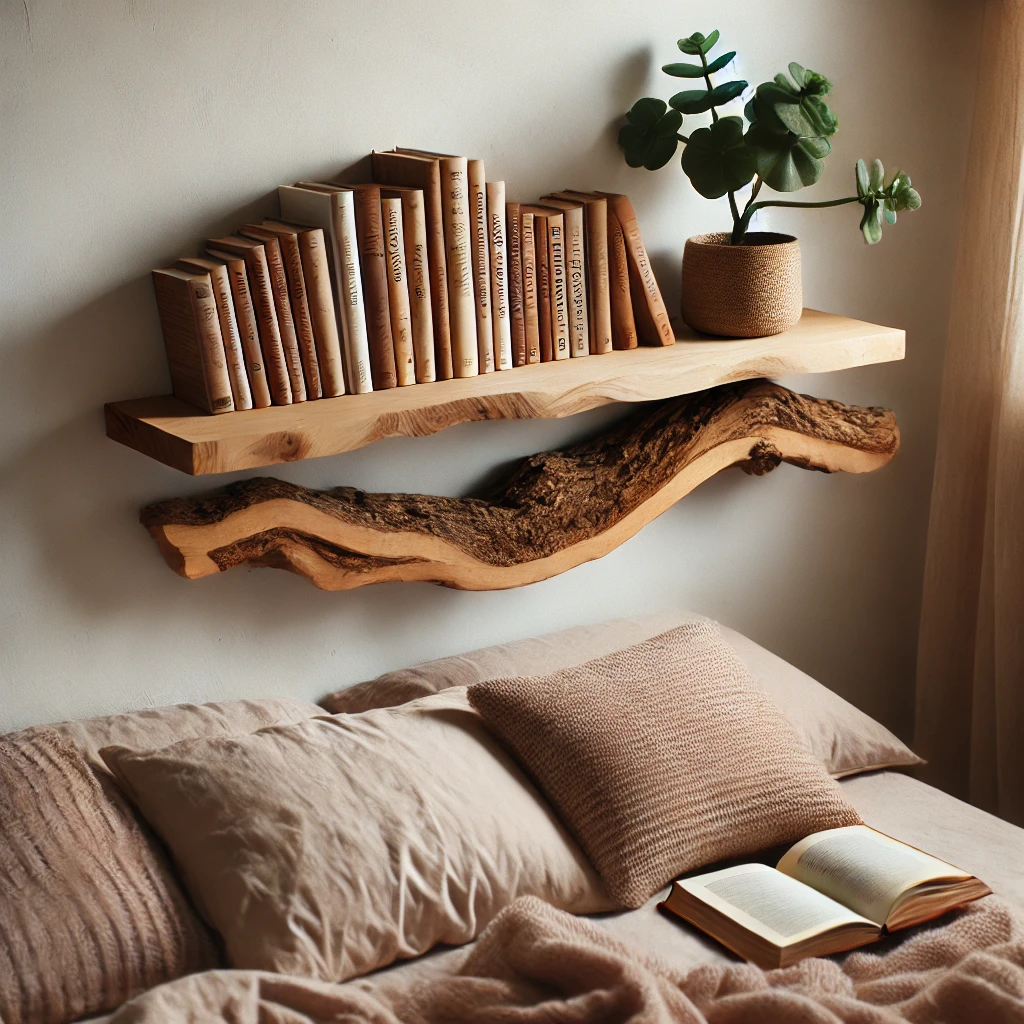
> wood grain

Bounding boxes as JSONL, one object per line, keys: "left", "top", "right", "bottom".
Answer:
{"left": 106, "top": 310, "right": 905, "bottom": 476}
{"left": 140, "top": 379, "right": 900, "bottom": 591}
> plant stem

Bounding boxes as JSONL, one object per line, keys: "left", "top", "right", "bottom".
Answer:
{"left": 676, "top": 133, "right": 690, "bottom": 143}
{"left": 732, "top": 194, "right": 860, "bottom": 245}
{"left": 700, "top": 50, "right": 718, "bottom": 123}
{"left": 727, "top": 190, "right": 740, "bottom": 225}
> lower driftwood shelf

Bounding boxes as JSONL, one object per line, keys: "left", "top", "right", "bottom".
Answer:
{"left": 142, "top": 380, "right": 900, "bottom": 591}
{"left": 107, "top": 309, "right": 904, "bottom": 475}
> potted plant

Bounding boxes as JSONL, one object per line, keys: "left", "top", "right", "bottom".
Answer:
{"left": 618, "top": 30, "right": 922, "bottom": 338}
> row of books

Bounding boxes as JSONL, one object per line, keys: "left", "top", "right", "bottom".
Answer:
{"left": 151, "top": 148, "right": 674, "bottom": 414}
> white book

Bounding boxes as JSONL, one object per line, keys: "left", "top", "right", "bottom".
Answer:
{"left": 486, "top": 181, "right": 513, "bottom": 371}
{"left": 277, "top": 184, "right": 373, "bottom": 394}
{"left": 439, "top": 158, "right": 478, "bottom": 377}
{"left": 467, "top": 159, "right": 493, "bottom": 373}
{"left": 561, "top": 205, "right": 589, "bottom": 357}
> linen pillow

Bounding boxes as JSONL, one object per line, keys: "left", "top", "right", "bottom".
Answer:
{"left": 323, "top": 610, "right": 922, "bottom": 779}
{"left": 467, "top": 621, "right": 863, "bottom": 909}
{"left": 102, "top": 689, "right": 613, "bottom": 983}
{"left": 0, "top": 697, "right": 323, "bottom": 1024}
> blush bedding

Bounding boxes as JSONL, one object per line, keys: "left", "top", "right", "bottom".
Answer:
{"left": 93, "top": 771, "right": 1024, "bottom": 1023}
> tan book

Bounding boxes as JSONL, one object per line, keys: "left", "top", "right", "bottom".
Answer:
{"left": 381, "top": 187, "right": 435, "bottom": 383}
{"left": 185, "top": 254, "right": 272, "bottom": 408}
{"left": 532, "top": 211, "right": 554, "bottom": 362}
{"left": 662, "top": 825, "right": 991, "bottom": 970}
{"left": 596, "top": 192, "right": 674, "bottom": 347}
{"left": 545, "top": 193, "right": 611, "bottom": 353}
{"left": 506, "top": 202, "right": 526, "bottom": 367}
{"left": 261, "top": 221, "right": 346, "bottom": 398}
{"left": 438, "top": 157, "right": 478, "bottom": 377}
{"left": 381, "top": 196, "right": 416, "bottom": 386}
{"left": 240, "top": 224, "right": 321, "bottom": 399}
{"left": 176, "top": 258, "right": 253, "bottom": 410}
{"left": 151, "top": 267, "right": 234, "bottom": 414}
{"left": 334, "top": 183, "right": 397, "bottom": 390}
{"left": 538, "top": 200, "right": 588, "bottom": 357}
{"left": 520, "top": 211, "right": 540, "bottom": 364}
{"left": 525, "top": 207, "right": 569, "bottom": 360}
{"left": 467, "top": 160, "right": 494, "bottom": 373}
{"left": 486, "top": 182, "right": 513, "bottom": 371}
{"left": 207, "top": 236, "right": 293, "bottom": 403}
{"left": 279, "top": 184, "right": 373, "bottom": 394}
{"left": 371, "top": 149, "right": 452, "bottom": 379}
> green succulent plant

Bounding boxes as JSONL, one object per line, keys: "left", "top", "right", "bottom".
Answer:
{"left": 619, "top": 31, "right": 921, "bottom": 244}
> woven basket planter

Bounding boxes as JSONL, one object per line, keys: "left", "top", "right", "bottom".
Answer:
{"left": 680, "top": 232, "right": 802, "bottom": 338}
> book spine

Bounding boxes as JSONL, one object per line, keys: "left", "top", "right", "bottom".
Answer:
{"left": 534, "top": 216, "right": 554, "bottom": 362}
{"left": 506, "top": 202, "right": 526, "bottom": 367}
{"left": 382, "top": 196, "right": 416, "bottom": 386}
{"left": 486, "top": 181, "right": 512, "bottom": 371}
{"left": 467, "top": 159, "right": 494, "bottom": 373}
{"left": 547, "top": 213, "right": 570, "bottom": 361}
{"left": 352, "top": 187, "right": 398, "bottom": 389}
{"left": 262, "top": 237, "right": 307, "bottom": 401}
{"left": 330, "top": 193, "right": 373, "bottom": 394}
{"left": 520, "top": 212, "right": 540, "bottom": 364}
{"left": 439, "top": 157, "right": 478, "bottom": 377}
{"left": 603, "top": 194, "right": 674, "bottom": 346}
{"left": 563, "top": 207, "right": 589, "bottom": 357}
{"left": 275, "top": 231, "right": 322, "bottom": 399}
{"left": 236, "top": 247, "right": 293, "bottom": 403}
{"left": 584, "top": 200, "right": 613, "bottom": 354}
{"left": 607, "top": 214, "right": 638, "bottom": 350}
{"left": 399, "top": 189, "right": 436, "bottom": 383}
{"left": 223, "top": 259, "right": 272, "bottom": 407}
{"left": 296, "top": 228, "right": 346, "bottom": 397}
{"left": 206, "top": 263, "right": 253, "bottom": 410}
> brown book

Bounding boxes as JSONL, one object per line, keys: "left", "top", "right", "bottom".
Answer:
{"left": 176, "top": 258, "right": 253, "bottom": 410}
{"left": 381, "top": 187, "right": 435, "bottom": 383}
{"left": 240, "top": 224, "right": 321, "bottom": 399}
{"left": 524, "top": 207, "right": 569, "bottom": 360}
{"left": 467, "top": 159, "right": 494, "bottom": 373}
{"left": 206, "top": 237, "right": 292, "bottom": 403}
{"left": 371, "top": 149, "right": 453, "bottom": 379}
{"left": 185, "top": 254, "right": 272, "bottom": 408}
{"left": 520, "top": 211, "right": 541, "bottom": 364}
{"left": 661, "top": 825, "right": 991, "bottom": 970}
{"left": 538, "top": 200, "right": 589, "bottom": 357}
{"left": 151, "top": 267, "right": 234, "bottom": 414}
{"left": 261, "top": 221, "right": 346, "bottom": 397}
{"left": 532, "top": 211, "right": 554, "bottom": 362}
{"left": 381, "top": 196, "right": 416, "bottom": 386}
{"left": 334, "top": 183, "right": 397, "bottom": 390}
{"left": 506, "top": 202, "right": 526, "bottom": 367}
{"left": 544, "top": 194, "right": 610, "bottom": 354}
{"left": 596, "top": 192, "right": 674, "bottom": 347}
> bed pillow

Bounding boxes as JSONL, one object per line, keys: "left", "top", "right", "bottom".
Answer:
{"left": 101, "top": 689, "right": 613, "bottom": 983}
{"left": 322, "top": 610, "right": 922, "bottom": 779}
{"left": 0, "top": 697, "right": 323, "bottom": 1024}
{"left": 468, "top": 621, "right": 863, "bottom": 909}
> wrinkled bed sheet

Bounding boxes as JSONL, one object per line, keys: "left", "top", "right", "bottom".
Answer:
{"left": 95, "top": 772, "right": 1024, "bottom": 1023}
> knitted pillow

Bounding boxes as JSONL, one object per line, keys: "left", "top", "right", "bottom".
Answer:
{"left": 468, "top": 621, "right": 863, "bottom": 909}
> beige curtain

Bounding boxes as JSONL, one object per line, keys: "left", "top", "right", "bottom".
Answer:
{"left": 915, "top": 0, "right": 1024, "bottom": 826}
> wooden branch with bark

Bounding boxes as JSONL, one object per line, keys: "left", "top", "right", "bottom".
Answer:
{"left": 140, "top": 380, "right": 899, "bottom": 592}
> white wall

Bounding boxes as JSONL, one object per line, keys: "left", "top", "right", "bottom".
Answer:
{"left": 0, "top": 0, "right": 979, "bottom": 736}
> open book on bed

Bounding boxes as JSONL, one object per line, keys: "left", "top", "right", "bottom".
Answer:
{"left": 660, "top": 825, "right": 991, "bottom": 969}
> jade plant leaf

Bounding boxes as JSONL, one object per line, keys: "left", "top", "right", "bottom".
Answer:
{"left": 853, "top": 164, "right": 922, "bottom": 243}
{"left": 706, "top": 50, "right": 736, "bottom": 74}
{"left": 618, "top": 98, "right": 683, "bottom": 170}
{"left": 681, "top": 115, "right": 756, "bottom": 199}
{"left": 670, "top": 80, "right": 747, "bottom": 114}
{"left": 744, "top": 121, "right": 828, "bottom": 191}
{"left": 748, "top": 67, "right": 838, "bottom": 142}
{"left": 677, "top": 30, "right": 719, "bottom": 55}
{"left": 662, "top": 62, "right": 706, "bottom": 78}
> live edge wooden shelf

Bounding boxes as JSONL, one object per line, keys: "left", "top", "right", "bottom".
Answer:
{"left": 105, "top": 309, "right": 905, "bottom": 476}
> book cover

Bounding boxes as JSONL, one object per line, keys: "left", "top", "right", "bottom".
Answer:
{"left": 533, "top": 211, "right": 554, "bottom": 362}
{"left": 519, "top": 211, "right": 541, "bottom": 362}
{"left": 241, "top": 224, "right": 322, "bottom": 399}
{"left": 538, "top": 200, "right": 589, "bottom": 357}
{"left": 151, "top": 267, "right": 234, "bottom": 414}
{"left": 176, "top": 257, "right": 253, "bottom": 410}
{"left": 381, "top": 196, "right": 416, "bottom": 386}
{"left": 607, "top": 214, "right": 638, "bottom": 349}
{"left": 467, "top": 159, "right": 494, "bottom": 373}
{"left": 207, "top": 236, "right": 293, "bottom": 403}
{"left": 371, "top": 149, "right": 452, "bottom": 379}
{"left": 486, "top": 181, "right": 512, "bottom": 371}
{"left": 439, "top": 157, "right": 479, "bottom": 377}
{"left": 506, "top": 201, "right": 527, "bottom": 367}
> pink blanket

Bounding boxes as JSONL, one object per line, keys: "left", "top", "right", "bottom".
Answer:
{"left": 109, "top": 895, "right": 1024, "bottom": 1023}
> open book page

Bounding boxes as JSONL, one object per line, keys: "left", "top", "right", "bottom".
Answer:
{"left": 676, "top": 863, "right": 876, "bottom": 948}
{"left": 777, "top": 825, "right": 972, "bottom": 926}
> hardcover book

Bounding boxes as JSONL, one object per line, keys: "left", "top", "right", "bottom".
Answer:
{"left": 661, "top": 825, "right": 991, "bottom": 969}
{"left": 538, "top": 199, "right": 589, "bottom": 357}
{"left": 519, "top": 211, "right": 540, "bottom": 364}
{"left": 487, "top": 181, "right": 513, "bottom": 370}
{"left": 467, "top": 159, "right": 494, "bottom": 373}
{"left": 506, "top": 201, "right": 527, "bottom": 367}
{"left": 381, "top": 196, "right": 416, "bottom": 386}
{"left": 438, "top": 156, "right": 479, "bottom": 377}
